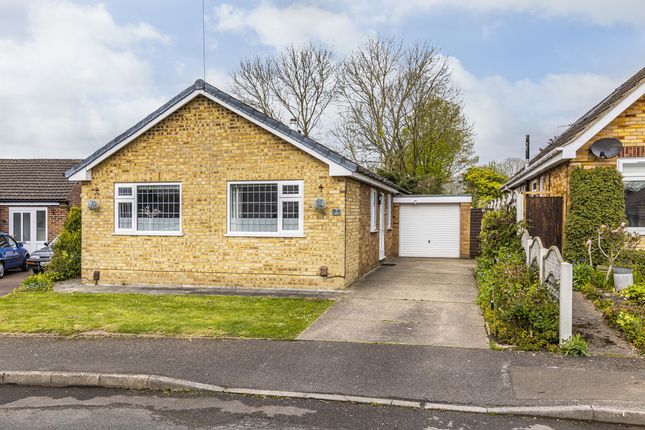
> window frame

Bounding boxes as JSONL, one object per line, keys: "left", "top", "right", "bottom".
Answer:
{"left": 370, "top": 188, "right": 378, "bottom": 232}
{"left": 387, "top": 194, "right": 392, "bottom": 230}
{"left": 113, "top": 182, "right": 182, "bottom": 236}
{"left": 226, "top": 180, "right": 305, "bottom": 238}
{"left": 618, "top": 158, "right": 645, "bottom": 235}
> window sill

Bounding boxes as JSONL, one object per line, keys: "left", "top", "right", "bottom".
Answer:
{"left": 225, "top": 233, "right": 305, "bottom": 238}
{"left": 626, "top": 228, "right": 645, "bottom": 236}
{"left": 112, "top": 231, "right": 184, "bottom": 237}
{"left": 370, "top": 229, "right": 378, "bottom": 233}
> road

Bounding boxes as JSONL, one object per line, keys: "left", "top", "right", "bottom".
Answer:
{"left": 0, "top": 385, "right": 638, "bottom": 430}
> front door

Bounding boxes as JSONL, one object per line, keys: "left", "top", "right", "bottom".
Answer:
{"left": 9, "top": 207, "right": 47, "bottom": 254}
{"left": 379, "top": 192, "right": 385, "bottom": 260}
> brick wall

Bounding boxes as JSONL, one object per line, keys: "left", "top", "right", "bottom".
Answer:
{"left": 516, "top": 95, "right": 645, "bottom": 247}
{"left": 0, "top": 207, "right": 7, "bottom": 234}
{"left": 80, "top": 95, "right": 394, "bottom": 289}
{"left": 48, "top": 205, "right": 70, "bottom": 242}
{"left": 344, "top": 179, "right": 396, "bottom": 287}
{"left": 459, "top": 202, "right": 471, "bottom": 258}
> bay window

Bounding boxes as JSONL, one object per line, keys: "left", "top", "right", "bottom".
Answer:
{"left": 114, "top": 183, "right": 181, "bottom": 234}
{"left": 228, "top": 181, "right": 304, "bottom": 236}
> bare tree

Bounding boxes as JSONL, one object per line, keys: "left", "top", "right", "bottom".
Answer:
{"left": 485, "top": 157, "right": 526, "bottom": 177}
{"left": 230, "top": 56, "right": 279, "bottom": 120}
{"left": 229, "top": 43, "right": 338, "bottom": 138}
{"left": 335, "top": 36, "right": 474, "bottom": 192}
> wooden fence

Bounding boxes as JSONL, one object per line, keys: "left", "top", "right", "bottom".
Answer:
{"left": 525, "top": 196, "right": 563, "bottom": 249}
{"left": 469, "top": 208, "right": 484, "bottom": 258}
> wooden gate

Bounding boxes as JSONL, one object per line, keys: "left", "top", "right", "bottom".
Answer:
{"left": 525, "top": 196, "right": 563, "bottom": 249}
{"left": 469, "top": 208, "right": 484, "bottom": 257}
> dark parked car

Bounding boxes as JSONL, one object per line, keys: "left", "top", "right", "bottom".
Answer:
{"left": 0, "top": 233, "right": 29, "bottom": 278}
{"left": 26, "top": 238, "right": 57, "bottom": 274}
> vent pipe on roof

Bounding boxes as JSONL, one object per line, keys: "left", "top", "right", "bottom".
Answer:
{"left": 289, "top": 118, "right": 300, "bottom": 133}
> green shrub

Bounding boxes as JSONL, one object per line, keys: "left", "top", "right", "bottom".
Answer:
{"left": 19, "top": 272, "right": 55, "bottom": 292}
{"left": 476, "top": 249, "right": 559, "bottom": 351}
{"left": 622, "top": 284, "right": 645, "bottom": 304}
{"left": 479, "top": 206, "right": 523, "bottom": 260}
{"left": 47, "top": 207, "right": 81, "bottom": 281}
{"left": 615, "top": 312, "right": 644, "bottom": 349}
{"left": 563, "top": 168, "right": 625, "bottom": 264}
{"left": 572, "top": 263, "right": 595, "bottom": 291}
{"left": 560, "top": 333, "right": 589, "bottom": 356}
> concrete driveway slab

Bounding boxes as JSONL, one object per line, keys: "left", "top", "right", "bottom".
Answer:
{"left": 298, "top": 258, "right": 489, "bottom": 348}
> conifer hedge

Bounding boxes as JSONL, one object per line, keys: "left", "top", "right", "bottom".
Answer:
{"left": 562, "top": 167, "right": 625, "bottom": 263}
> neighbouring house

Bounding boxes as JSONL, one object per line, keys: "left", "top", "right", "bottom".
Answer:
{"left": 503, "top": 66, "right": 645, "bottom": 248}
{"left": 0, "top": 159, "right": 81, "bottom": 253}
{"left": 66, "top": 80, "right": 475, "bottom": 289}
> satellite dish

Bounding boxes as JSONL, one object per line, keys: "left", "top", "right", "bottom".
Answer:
{"left": 590, "top": 138, "right": 623, "bottom": 159}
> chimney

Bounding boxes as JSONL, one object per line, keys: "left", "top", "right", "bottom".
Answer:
{"left": 525, "top": 134, "right": 530, "bottom": 162}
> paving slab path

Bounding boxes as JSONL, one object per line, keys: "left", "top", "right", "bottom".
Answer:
{"left": 298, "top": 258, "right": 489, "bottom": 348}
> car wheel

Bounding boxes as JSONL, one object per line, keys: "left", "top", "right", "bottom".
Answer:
{"left": 0, "top": 262, "right": 4, "bottom": 279}
{"left": 21, "top": 255, "right": 29, "bottom": 272}
{"left": 32, "top": 268, "right": 40, "bottom": 275}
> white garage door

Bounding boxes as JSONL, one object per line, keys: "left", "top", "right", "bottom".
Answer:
{"left": 399, "top": 204, "right": 460, "bottom": 258}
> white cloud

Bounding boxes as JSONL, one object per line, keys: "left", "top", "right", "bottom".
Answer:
{"left": 0, "top": 1, "right": 167, "bottom": 158}
{"left": 447, "top": 57, "right": 619, "bottom": 162}
{"left": 206, "top": 68, "right": 231, "bottom": 89}
{"left": 213, "top": 3, "right": 366, "bottom": 52}
{"left": 337, "top": 0, "right": 645, "bottom": 27}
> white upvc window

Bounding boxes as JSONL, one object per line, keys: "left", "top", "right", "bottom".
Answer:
{"left": 370, "top": 188, "right": 377, "bottom": 232}
{"left": 618, "top": 158, "right": 645, "bottom": 235}
{"left": 227, "top": 180, "right": 304, "bottom": 237}
{"left": 387, "top": 194, "right": 392, "bottom": 230}
{"left": 114, "top": 183, "right": 182, "bottom": 235}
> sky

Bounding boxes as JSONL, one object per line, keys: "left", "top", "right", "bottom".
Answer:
{"left": 0, "top": 0, "right": 643, "bottom": 163}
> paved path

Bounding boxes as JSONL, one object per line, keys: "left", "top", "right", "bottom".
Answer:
{"left": 55, "top": 279, "right": 341, "bottom": 300}
{"left": 298, "top": 258, "right": 489, "bottom": 348}
{"left": 0, "top": 337, "right": 643, "bottom": 408}
{"left": 0, "top": 270, "right": 28, "bottom": 297}
{"left": 573, "top": 291, "right": 638, "bottom": 357}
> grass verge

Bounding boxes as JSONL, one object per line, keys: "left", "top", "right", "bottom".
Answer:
{"left": 0, "top": 292, "right": 333, "bottom": 339}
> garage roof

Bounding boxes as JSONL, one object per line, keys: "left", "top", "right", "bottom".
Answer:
{"left": 0, "top": 159, "right": 81, "bottom": 203}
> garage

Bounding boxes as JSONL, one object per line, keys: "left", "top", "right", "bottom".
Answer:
{"left": 394, "top": 195, "right": 472, "bottom": 258}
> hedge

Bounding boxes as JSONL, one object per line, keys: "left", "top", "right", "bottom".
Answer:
{"left": 563, "top": 168, "right": 625, "bottom": 264}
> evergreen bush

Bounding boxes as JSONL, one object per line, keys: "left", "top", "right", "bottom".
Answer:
{"left": 47, "top": 207, "right": 82, "bottom": 281}
{"left": 563, "top": 168, "right": 625, "bottom": 264}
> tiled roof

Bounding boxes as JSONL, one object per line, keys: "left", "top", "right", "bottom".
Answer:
{"left": 0, "top": 159, "right": 81, "bottom": 202}
{"left": 67, "top": 80, "right": 407, "bottom": 193}
{"left": 505, "top": 66, "right": 645, "bottom": 186}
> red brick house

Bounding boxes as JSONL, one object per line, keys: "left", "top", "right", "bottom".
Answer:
{"left": 0, "top": 159, "right": 81, "bottom": 253}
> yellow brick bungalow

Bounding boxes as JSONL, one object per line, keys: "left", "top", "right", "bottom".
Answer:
{"left": 504, "top": 66, "right": 645, "bottom": 245}
{"left": 65, "top": 79, "right": 412, "bottom": 290}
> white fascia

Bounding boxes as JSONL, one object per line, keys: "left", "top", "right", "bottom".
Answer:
{"left": 68, "top": 90, "right": 355, "bottom": 182}
{"left": 394, "top": 195, "right": 472, "bottom": 204}
{"left": 351, "top": 172, "right": 401, "bottom": 194}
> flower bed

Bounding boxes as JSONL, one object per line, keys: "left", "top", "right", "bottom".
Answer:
{"left": 474, "top": 206, "right": 560, "bottom": 352}
{"left": 573, "top": 263, "right": 645, "bottom": 353}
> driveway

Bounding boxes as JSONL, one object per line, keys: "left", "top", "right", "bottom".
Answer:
{"left": 0, "top": 270, "right": 29, "bottom": 296}
{"left": 298, "top": 258, "right": 489, "bottom": 348}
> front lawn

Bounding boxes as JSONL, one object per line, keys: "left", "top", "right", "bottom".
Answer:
{"left": 0, "top": 292, "right": 332, "bottom": 339}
